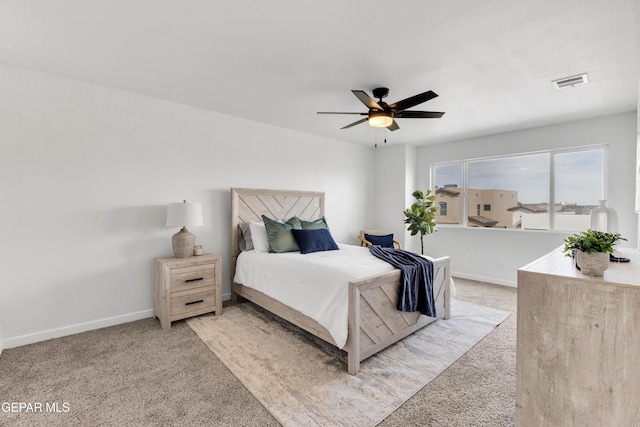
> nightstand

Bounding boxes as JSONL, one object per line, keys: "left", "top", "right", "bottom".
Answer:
{"left": 154, "top": 253, "right": 222, "bottom": 330}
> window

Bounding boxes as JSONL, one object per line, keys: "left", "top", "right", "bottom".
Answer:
{"left": 433, "top": 164, "right": 463, "bottom": 225}
{"left": 433, "top": 147, "right": 605, "bottom": 231}
{"left": 554, "top": 150, "right": 604, "bottom": 231}
{"left": 440, "top": 202, "right": 447, "bottom": 216}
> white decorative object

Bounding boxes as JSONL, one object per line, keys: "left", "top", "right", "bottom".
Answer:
{"left": 166, "top": 200, "right": 203, "bottom": 258}
{"left": 589, "top": 200, "right": 618, "bottom": 233}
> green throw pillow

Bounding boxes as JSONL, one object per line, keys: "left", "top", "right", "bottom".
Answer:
{"left": 286, "top": 216, "right": 302, "bottom": 229}
{"left": 262, "top": 215, "right": 301, "bottom": 253}
{"left": 300, "top": 216, "right": 329, "bottom": 230}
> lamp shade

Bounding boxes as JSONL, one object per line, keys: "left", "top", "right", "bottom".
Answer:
{"left": 166, "top": 201, "right": 203, "bottom": 227}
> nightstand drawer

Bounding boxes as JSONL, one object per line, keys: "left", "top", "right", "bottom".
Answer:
{"left": 170, "top": 287, "right": 216, "bottom": 317}
{"left": 170, "top": 265, "right": 216, "bottom": 292}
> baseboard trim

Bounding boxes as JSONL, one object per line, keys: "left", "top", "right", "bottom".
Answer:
{"left": 1, "top": 309, "right": 154, "bottom": 350}
{"left": 452, "top": 272, "right": 517, "bottom": 288}
{"left": 2, "top": 277, "right": 513, "bottom": 352}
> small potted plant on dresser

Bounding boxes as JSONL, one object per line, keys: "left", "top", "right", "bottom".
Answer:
{"left": 562, "top": 229, "right": 626, "bottom": 276}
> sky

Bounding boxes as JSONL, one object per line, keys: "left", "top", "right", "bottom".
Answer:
{"left": 434, "top": 149, "right": 604, "bottom": 205}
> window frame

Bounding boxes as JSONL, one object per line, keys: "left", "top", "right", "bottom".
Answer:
{"left": 431, "top": 144, "right": 608, "bottom": 232}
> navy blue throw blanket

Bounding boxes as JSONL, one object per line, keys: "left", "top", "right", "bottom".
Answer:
{"left": 367, "top": 246, "right": 436, "bottom": 317}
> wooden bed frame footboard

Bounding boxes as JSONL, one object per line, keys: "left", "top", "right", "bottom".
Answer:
{"left": 346, "top": 255, "right": 450, "bottom": 374}
{"left": 232, "top": 255, "right": 450, "bottom": 375}
{"left": 229, "top": 187, "right": 451, "bottom": 375}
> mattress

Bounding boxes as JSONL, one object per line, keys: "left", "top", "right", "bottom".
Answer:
{"left": 233, "top": 244, "right": 396, "bottom": 348}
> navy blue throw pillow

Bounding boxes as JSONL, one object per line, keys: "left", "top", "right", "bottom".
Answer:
{"left": 291, "top": 228, "right": 339, "bottom": 254}
{"left": 364, "top": 233, "right": 394, "bottom": 248}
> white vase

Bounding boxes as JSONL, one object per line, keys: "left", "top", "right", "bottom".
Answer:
{"left": 589, "top": 200, "right": 618, "bottom": 233}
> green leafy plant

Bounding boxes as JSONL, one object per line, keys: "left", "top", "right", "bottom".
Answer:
{"left": 404, "top": 189, "right": 439, "bottom": 255}
{"left": 562, "top": 229, "right": 626, "bottom": 256}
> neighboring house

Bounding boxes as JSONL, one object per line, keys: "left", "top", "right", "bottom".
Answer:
{"left": 437, "top": 187, "right": 598, "bottom": 231}
{"left": 436, "top": 185, "right": 518, "bottom": 228}
{"left": 435, "top": 186, "right": 463, "bottom": 225}
{"left": 468, "top": 215, "right": 499, "bottom": 227}
{"left": 508, "top": 203, "right": 556, "bottom": 229}
{"left": 467, "top": 189, "right": 518, "bottom": 228}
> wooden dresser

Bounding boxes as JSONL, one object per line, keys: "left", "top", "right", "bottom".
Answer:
{"left": 516, "top": 247, "right": 640, "bottom": 426}
{"left": 154, "top": 253, "right": 222, "bottom": 330}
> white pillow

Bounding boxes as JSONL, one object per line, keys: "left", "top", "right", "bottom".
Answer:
{"left": 249, "top": 221, "right": 269, "bottom": 252}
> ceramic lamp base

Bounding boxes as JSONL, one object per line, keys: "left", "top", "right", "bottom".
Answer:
{"left": 172, "top": 227, "right": 196, "bottom": 258}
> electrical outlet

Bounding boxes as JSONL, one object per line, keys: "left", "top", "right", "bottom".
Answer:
{"left": 498, "top": 259, "right": 505, "bottom": 268}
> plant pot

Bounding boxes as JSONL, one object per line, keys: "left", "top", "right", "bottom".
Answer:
{"left": 575, "top": 251, "right": 609, "bottom": 276}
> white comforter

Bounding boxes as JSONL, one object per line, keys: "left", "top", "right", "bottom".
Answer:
{"left": 233, "top": 244, "right": 396, "bottom": 349}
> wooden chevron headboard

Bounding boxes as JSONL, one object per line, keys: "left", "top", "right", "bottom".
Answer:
{"left": 230, "top": 188, "right": 325, "bottom": 275}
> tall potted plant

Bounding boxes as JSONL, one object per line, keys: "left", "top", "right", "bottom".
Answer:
{"left": 404, "top": 189, "right": 439, "bottom": 255}
{"left": 562, "top": 229, "right": 626, "bottom": 276}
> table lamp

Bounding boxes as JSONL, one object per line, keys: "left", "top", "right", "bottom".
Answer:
{"left": 166, "top": 200, "right": 203, "bottom": 258}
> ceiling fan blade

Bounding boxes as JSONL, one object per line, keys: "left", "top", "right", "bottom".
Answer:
{"left": 317, "top": 112, "right": 367, "bottom": 115}
{"left": 389, "top": 90, "right": 438, "bottom": 112}
{"left": 341, "top": 117, "right": 368, "bottom": 129}
{"left": 387, "top": 120, "right": 400, "bottom": 131}
{"left": 394, "top": 111, "right": 445, "bottom": 119}
{"left": 352, "top": 90, "right": 384, "bottom": 110}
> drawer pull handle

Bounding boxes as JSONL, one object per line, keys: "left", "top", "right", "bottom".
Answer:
{"left": 186, "top": 299, "right": 204, "bottom": 306}
{"left": 185, "top": 277, "right": 204, "bottom": 283}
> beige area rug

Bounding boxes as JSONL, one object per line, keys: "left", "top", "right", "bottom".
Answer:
{"left": 187, "top": 299, "right": 510, "bottom": 427}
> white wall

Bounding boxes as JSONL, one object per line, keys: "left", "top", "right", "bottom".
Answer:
{"left": 404, "top": 145, "right": 418, "bottom": 253}
{"left": 416, "top": 112, "right": 638, "bottom": 285}
{"left": 373, "top": 144, "right": 419, "bottom": 251}
{"left": 0, "top": 65, "right": 375, "bottom": 349}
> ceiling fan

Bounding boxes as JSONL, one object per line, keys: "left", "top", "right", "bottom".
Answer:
{"left": 317, "top": 87, "right": 444, "bottom": 131}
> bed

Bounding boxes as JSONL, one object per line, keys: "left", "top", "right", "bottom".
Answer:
{"left": 230, "top": 187, "right": 451, "bottom": 375}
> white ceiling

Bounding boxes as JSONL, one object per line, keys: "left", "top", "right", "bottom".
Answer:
{"left": 1, "top": 0, "right": 639, "bottom": 146}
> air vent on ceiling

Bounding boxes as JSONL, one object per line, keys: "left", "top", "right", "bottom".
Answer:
{"left": 552, "top": 73, "right": 589, "bottom": 89}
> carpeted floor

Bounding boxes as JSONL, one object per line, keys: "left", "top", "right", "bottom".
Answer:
{"left": 0, "top": 278, "right": 517, "bottom": 426}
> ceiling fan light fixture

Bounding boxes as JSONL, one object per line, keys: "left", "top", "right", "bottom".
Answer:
{"left": 318, "top": 87, "right": 443, "bottom": 132}
{"left": 368, "top": 111, "right": 393, "bottom": 128}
